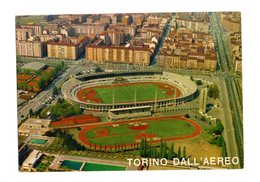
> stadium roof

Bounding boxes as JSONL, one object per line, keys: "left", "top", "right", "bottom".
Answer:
{"left": 21, "top": 62, "right": 47, "bottom": 71}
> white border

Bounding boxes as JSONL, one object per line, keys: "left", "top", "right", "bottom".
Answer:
{"left": 0, "top": 0, "right": 260, "bottom": 181}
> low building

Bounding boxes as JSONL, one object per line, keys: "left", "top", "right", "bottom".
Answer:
{"left": 22, "top": 150, "right": 42, "bottom": 171}
{"left": 21, "top": 62, "right": 47, "bottom": 72}
{"left": 18, "top": 118, "right": 51, "bottom": 136}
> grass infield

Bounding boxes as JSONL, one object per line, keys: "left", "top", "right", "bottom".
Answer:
{"left": 78, "top": 115, "right": 201, "bottom": 148}
{"left": 77, "top": 82, "right": 181, "bottom": 104}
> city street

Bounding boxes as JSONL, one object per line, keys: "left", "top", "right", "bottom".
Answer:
{"left": 209, "top": 12, "right": 243, "bottom": 168}
{"left": 17, "top": 64, "right": 79, "bottom": 125}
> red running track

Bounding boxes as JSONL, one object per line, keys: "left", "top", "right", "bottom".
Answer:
{"left": 78, "top": 114, "right": 202, "bottom": 149}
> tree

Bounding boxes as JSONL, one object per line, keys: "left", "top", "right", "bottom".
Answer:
{"left": 29, "top": 109, "right": 34, "bottom": 117}
{"left": 162, "top": 142, "right": 168, "bottom": 158}
{"left": 183, "top": 146, "right": 186, "bottom": 159}
{"left": 52, "top": 85, "right": 59, "bottom": 96}
{"left": 196, "top": 80, "right": 203, "bottom": 85}
{"left": 190, "top": 76, "right": 194, "bottom": 81}
{"left": 125, "top": 33, "right": 132, "bottom": 41}
{"left": 208, "top": 119, "right": 224, "bottom": 135}
{"left": 38, "top": 76, "right": 47, "bottom": 90}
{"left": 177, "top": 146, "right": 181, "bottom": 159}
{"left": 160, "top": 140, "right": 163, "bottom": 158}
{"left": 208, "top": 83, "right": 220, "bottom": 99}
{"left": 184, "top": 114, "right": 190, "bottom": 118}
{"left": 201, "top": 116, "right": 207, "bottom": 121}
{"left": 95, "top": 67, "right": 103, "bottom": 73}
{"left": 168, "top": 143, "right": 174, "bottom": 159}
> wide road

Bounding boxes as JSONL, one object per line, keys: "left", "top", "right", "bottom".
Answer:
{"left": 17, "top": 64, "right": 78, "bottom": 125}
{"left": 150, "top": 15, "right": 173, "bottom": 65}
{"left": 210, "top": 12, "right": 243, "bottom": 168}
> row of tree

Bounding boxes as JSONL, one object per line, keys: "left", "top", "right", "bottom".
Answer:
{"left": 17, "top": 82, "right": 34, "bottom": 91}
{"left": 38, "top": 62, "right": 65, "bottom": 90}
{"left": 140, "top": 139, "right": 187, "bottom": 160}
{"left": 208, "top": 119, "right": 227, "bottom": 157}
{"left": 88, "top": 142, "right": 140, "bottom": 152}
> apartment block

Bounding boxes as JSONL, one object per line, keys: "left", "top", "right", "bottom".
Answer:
{"left": 47, "top": 36, "right": 91, "bottom": 60}
{"left": 86, "top": 45, "right": 151, "bottom": 66}
{"left": 16, "top": 41, "right": 46, "bottom": 57}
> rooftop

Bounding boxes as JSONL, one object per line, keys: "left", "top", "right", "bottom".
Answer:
{"left": 21, "top": 62, "right": 47, "bottom": 71}
{"left": 22, "top": 118, "right": 51, "bottom": 126}
{"left": 22, "top": 150, "right": 42, "bottom": 167}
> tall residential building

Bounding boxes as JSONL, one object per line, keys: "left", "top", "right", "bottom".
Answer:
{"left": 47, "top": 36, "right": 91, "bottom": 60}
{"left": 20, "top": 25, "right": 43, "bottom": 35}
{"left": 73, "top": 23, "right": 106, "bottom": 35}
{"left": 16, "top": 41, "right": 47, "bottom": 57}
{"left": 176, "top": 13, "right": 210, "bottom": 33}
{"left": 16, "top": 28, "right": 34, "bottom": 41}
{"left": 157, "top": 28, "right": 217, "bottom": 71}
{"left": 122, "top": 15, "right": 132, "bottom": 26}
{"left": 147, "top": 16, "right": 160, "bottom": 25}
{"left": 221, "top": 12, "right": 241, "bottom": 32}
{"left": 86, "top": 45, "right": 151, "bottom": 66}
{"left": 228, "top": 32, "right": 242, "bottom": 73}
{"left": 86, "top": 15, "right": 99, "bottom": 24}
{"left": 60, "top": 26, "right": 75, "bottom": 37}
{"left": 108, "top": 31, "right": 125, "bottom": 46}
{"left": 121, "top": 24, "right": 137, "bottom": 36}
{"left": 199, "top": 88, "right": 208, "bottom": 113}
{"left": 132, "top": 14, "right": 144, "bottom": 26}
{"left": 99, "top": 16, "right": 111, "bottom": 24}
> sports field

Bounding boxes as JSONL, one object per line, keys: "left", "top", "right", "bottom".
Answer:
{"left": 78, "top": 115, "right": 201, "bottom": 149}
{"left": 76, "top": 82, "right": 182, "bottom": 104}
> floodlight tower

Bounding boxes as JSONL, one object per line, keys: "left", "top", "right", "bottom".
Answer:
{"left": 154, "top": 88, "right": 158, "bottom": 112}
{"left": 112, "top": 90, "right": 115, "bottom": 109}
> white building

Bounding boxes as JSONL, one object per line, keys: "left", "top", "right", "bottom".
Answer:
{"left": 22, "top": 150, "right": 42, "bottom": 171}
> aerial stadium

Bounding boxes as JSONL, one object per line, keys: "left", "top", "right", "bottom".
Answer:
{"left": 61, "top": 71, "right": 198, "bottom": 118}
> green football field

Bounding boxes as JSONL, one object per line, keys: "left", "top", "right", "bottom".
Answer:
{"left": 93, "top": 83, "right": 174, "bottom": 104}
{"left": 87, "top": 119, "right": 195, "bottom": 146}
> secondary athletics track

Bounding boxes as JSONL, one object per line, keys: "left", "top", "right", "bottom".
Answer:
{"left": 78, "top": 114, "right": 202, "bottom": 149}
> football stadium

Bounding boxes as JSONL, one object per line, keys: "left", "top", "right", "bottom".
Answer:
{"left": 61, "top": 71, "right": 198, "bottom": 118}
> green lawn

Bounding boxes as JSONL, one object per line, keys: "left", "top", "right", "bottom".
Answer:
{"left": 86, "top": 119, "right": 195, "bottom": 146}
{"left": 146, "top": 120, "right": 195, "bottom": 138}
{"left": 16, "top": 16, "right": 47, "bottom": 27}
{"left": 35, "top": 155, "right": 55, "bottom": 172}
{"left": 89, "top": 133, "right": 137, "bottom": 146}
{"left": 93, "top": 83, "right": 173, "bottom": 104}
